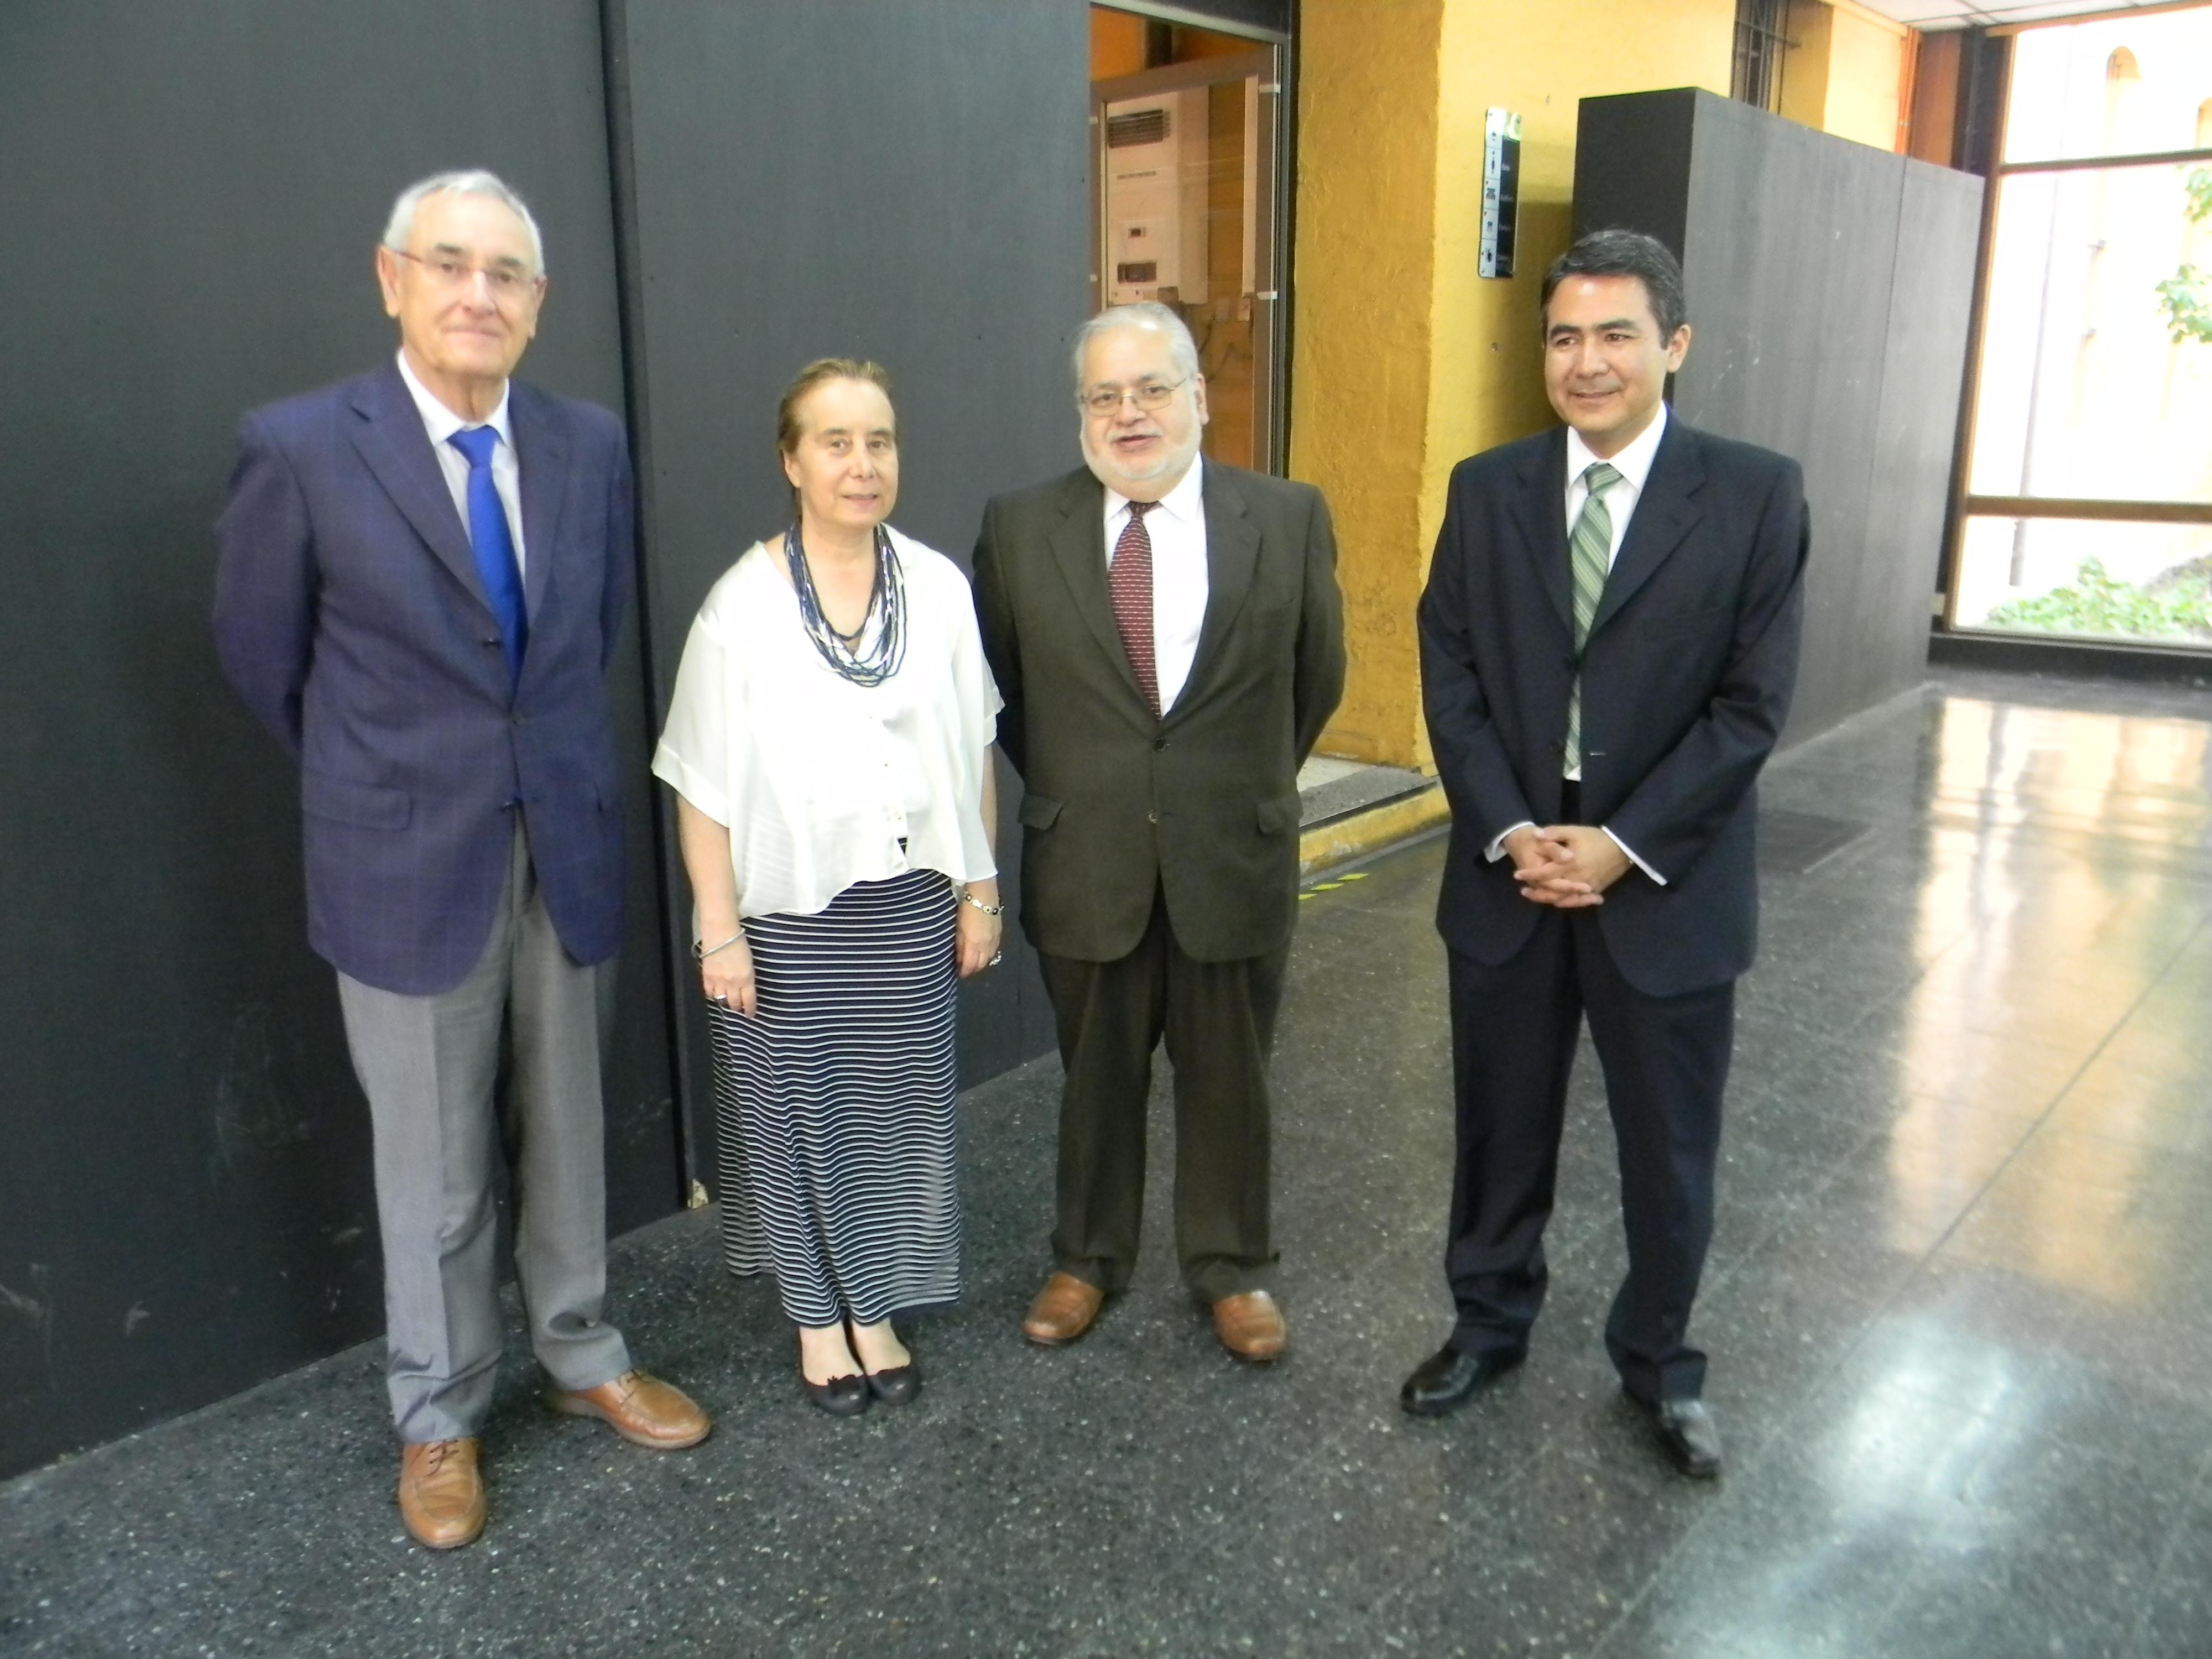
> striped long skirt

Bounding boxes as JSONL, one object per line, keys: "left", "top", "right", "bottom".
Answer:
{"left": 704, "top": 868, "right": 962, "bottom": 1327}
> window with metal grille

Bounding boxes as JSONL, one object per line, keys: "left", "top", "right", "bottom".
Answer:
{"left": 1733, "top": 0, "right": 1790, "bottom": 114}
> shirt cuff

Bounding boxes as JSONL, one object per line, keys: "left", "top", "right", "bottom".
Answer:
{"left": 1602, "top": 826, "right": 1667, "bottom": 885}
{"left": 1485, "top": 821, "right": 1537, "bottom": 863}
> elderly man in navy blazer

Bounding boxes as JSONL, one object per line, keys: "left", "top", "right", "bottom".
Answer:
{"left": 215, "top": 170, "right": 707, "bottom": 1550}
{"left": 1404, "top": 230, "right": 1807, "bottom": 1478}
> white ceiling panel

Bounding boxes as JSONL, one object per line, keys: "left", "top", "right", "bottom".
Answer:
{"left": 1848, "top": 0, "right": 2189, "bottom": 28}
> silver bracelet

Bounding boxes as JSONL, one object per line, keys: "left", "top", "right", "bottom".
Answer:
{"left": 693, "top": 933, "right": 742, "bottom": 961}
{"left": 957, "top": 889, "right": 1004, "bottom": 917}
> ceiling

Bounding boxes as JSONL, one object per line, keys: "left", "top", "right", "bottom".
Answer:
{"left": 1850, "top": 0, "right": 2192, "bottom": 27}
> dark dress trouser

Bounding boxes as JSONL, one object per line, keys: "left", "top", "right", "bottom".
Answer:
{"left": 1037, "top": 885, "right": 1287, "bottom": 1305}
{"left": 1443, "top": 879, "right": 1735, "bottom": 1405}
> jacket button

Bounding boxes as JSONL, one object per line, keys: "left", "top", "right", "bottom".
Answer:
{"left": 1154, "top": 738, "right": 1168, "bottom": 752}
{"left": 512, "top": 713, "right": 528, "bottom": 727}
{"left": 1146, "top": 810, "right": 1159, "bottom": 823}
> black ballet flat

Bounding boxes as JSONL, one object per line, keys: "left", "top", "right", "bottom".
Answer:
{"left": 844, "top": 1316, "right": 920, "bottom": 1405}
{"left": 802, "top": 1371, "right": 871, "bottom": 1417}
{"left": 864, "top": 1359, "right": 921, "bottom": 1406}
{"left": 796, "top": 1331, "right": 870, "bottom": 1417}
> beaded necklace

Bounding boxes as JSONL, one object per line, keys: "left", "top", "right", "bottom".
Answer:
{"left": 783, "top": 520, "right": 906, "bottom": 687}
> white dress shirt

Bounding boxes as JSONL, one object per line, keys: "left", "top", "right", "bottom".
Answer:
{"left": 652, "top": 529, "right": 1001, "bottom": 922}
{"left": 1104, "top": 455, "right": 1208, "bottom": 713}
{"left": 1486, "top": 404, "right": 1671, "bottom": 884}
{"left": 397, "top": 349, "right": 526, "bottom": 575}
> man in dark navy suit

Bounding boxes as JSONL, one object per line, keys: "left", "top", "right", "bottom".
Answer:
{"left": 215, "top": 171, "right": 707, "bottom": 1549}
{"left": 1403, "top": 230, "right": 1808, "bottom": 1477}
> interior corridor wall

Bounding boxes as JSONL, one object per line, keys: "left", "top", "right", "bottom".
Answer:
{"left": 604, "top": 0, "right": 1092, "bottom": 1191}
{"left": 1292, "top": 0, "right": 1738, "bottom": 770}
{"left": 0, "top": 0, "right": 677, "bottom": 1480}
{"left": 1573, "top": 88, "right": 1984, "bottom": 743}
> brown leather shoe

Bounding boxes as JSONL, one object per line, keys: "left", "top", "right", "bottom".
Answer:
{"left": 1022, "top": 1272, "right": 1105, "bottom": 1345}
{"left": 398, "top": 1438, "right": 485, "bottom": 1550}
{"left": 547, "top": 1369, "right": 712, "bottom": 1449}
{"left": 1212, "top": 1291, "right": 1287, "bottom": 1363}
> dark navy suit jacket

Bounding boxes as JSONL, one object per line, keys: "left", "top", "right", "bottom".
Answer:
{"left": 214, "top": 361, "right": 634, "bottom": 997}
{"left": 1417, "top": 415, "right": 1808, "bottom": 998}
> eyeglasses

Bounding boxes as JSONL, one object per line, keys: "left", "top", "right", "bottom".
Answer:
{"left": 1078, "top": 377, "right": 1190, "bottom": 415}
{"left": 390, "top": 248, "right": 543, "bottom": 301}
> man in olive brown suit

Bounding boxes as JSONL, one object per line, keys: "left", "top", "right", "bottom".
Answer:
{"left": 973, "top": 302, "right": 1344, "bottom": 1363}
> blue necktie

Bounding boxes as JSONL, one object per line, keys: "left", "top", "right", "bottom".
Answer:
{"left": 447, "top": 425, "right": 526, "bottom": 684}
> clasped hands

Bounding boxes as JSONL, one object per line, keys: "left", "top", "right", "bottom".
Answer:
{"left": 1504, "top": 822, "right": 1630, "bottom": 909}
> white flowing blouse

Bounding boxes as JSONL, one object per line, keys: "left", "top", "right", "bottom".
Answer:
{"left": 652, "top": 529, "right": 1002, "bottom": 921}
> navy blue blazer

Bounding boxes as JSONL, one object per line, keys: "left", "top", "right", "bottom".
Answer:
{"left": 213, "top": 362, "right": 635, "bottom": 997}
{"left": 1417, "top": 416, "right": 1808, "bottom": 998}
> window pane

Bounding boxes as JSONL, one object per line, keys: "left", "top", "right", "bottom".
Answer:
{"left": 1965, "top": 164, "right": 2212, "bottom": 506}
{"left": 1954, "top": 516, "right": 2212, "bottom": 647}
{"left": 2002, "top": 7, "right": 2212, "bottom": 165}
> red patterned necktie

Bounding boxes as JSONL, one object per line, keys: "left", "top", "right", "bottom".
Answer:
{"left": 1109, "top": 499, "right": 1160, "bottom": 718}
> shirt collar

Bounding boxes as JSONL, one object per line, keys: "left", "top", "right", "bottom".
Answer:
{"left": 1566, "top": 400, "right": 1667, "bottom": 495}
{"left": 396, "top": 348, "right": 514, "bottom": 453}
{"left": 1106, "top": 453, "right": 1206, "bottom": 526}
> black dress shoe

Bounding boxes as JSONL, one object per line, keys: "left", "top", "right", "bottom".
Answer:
{"left": 1399, "top": 1344, "right": 1525, "bottom": 1417}
{"left": 864, "top": 1360, "right": 920, "bottom": 1406}
{"left": 1631, "top": 1394, "right": 1722, "bottom": 1478}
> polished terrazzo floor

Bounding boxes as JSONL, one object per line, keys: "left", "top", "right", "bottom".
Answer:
{"left": 5, "top": 665, "right": 2210, "bottom": 1658}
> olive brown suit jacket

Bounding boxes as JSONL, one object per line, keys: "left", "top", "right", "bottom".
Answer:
{"left": 973, "top": 460, "right": 1346, "bottom": 965}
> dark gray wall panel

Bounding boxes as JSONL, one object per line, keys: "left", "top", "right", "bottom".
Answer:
{"left": 1572, "top": 89, "right": 1981, "bottom": 748}
{"left": 0, "top": 0, "right": 677, "bottom": 1479}
{"left": 1679, "top": 97, "right": 1905, "bottom": 743}
{"left": 1864, "top": 160, "right": 1984, "bottom": 712}
{"left": 1571, "top": 90, "right": 1694, "bottom": 262}
{"left": 613, "top": 0, "right": 1089, "bottom": 1183}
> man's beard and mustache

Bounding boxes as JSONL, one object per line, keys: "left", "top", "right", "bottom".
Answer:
{"left": 1082, "top": 421, "right": 1201, "bottom": 491}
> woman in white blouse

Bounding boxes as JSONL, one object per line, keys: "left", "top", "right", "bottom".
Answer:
{"left": 653, "top": 359, "right": 1003, "bottom": 1416}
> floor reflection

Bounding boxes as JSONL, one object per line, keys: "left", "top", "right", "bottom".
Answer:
{"left": 1880, "top": 690, "right": 2210, "bottom": 1307}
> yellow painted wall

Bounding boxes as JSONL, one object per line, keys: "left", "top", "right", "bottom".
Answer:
{"left": 1782, "top": 0, "right": 1909, "bottom": 153}
{"left": 1290, "top": 0, "right": 1445, "bottom": 766}
{"left": 1293, "top": 0, "right": 1734, "bottom": 767}
{"left": 1822, "top": 1, "right": 1908, "bottom": 152}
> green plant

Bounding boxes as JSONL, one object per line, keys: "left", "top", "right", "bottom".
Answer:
{"left": 2156, "top": 168, "right": 2212, "bottom": 346}
{"left": 1985, "top": 555, "right": 2212, "bottom": 641}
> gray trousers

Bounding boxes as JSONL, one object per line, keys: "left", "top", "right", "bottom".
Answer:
{"left": 337, "top": 826, "right": 630, "bottom": 1442}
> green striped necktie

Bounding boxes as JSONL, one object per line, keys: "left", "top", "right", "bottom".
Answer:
{"left": 1563, "top": 461, "right": 1623, "bottom": 775}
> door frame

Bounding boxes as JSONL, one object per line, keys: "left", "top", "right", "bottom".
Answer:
{"left": 1090, "top": 44, "right": 1291, "bottom": 474}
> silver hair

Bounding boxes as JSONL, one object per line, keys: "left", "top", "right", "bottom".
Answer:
{"left": 1070, "top": 301, "right": 1201, "bottom": 389}
{"left": 382, "top": 169, "right": 546, "bottom": 275}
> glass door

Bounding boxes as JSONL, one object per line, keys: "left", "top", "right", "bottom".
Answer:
{"left": 1948, "top": 6, "right": 2212, "bottom": 649}
{"left": 1091, "top": 40, "right": 1285, "bottom": 473}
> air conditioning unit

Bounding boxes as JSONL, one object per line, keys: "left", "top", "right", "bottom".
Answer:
{"left": 1103, "top": 88, "right": 1209, "bottom": 306}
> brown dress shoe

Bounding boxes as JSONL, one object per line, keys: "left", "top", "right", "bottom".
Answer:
{"left": 398, "top": 1438, "right": 485, "bottom": 1550}
{"left": 547, "top": 1369, "right": 712, "bottom": 1449}
{"left": 1212, "top": 1291, "right": 1287, "bottom": 1363}
{"left": 1022, "top": 1272, "right": 1105, "bottom": 1345}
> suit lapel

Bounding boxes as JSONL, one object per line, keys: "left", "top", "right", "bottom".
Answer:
{"left": 1176, "top": 462, "right": 1260, "bottom": 712}
{"left": 509, "top": 382, "right": 567, "bottom": 623}
{"left": 1590, "top": 416, "right": 1704, "bottom": 636}
{"left": 1042, "top": 470, "right": 1144, "bottom": 698}
{"left": 347, "top": 363, "right": 487, "bottom": 611}
{"left": 1511, "top": 429, "right": 1574, "bottom": 638}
